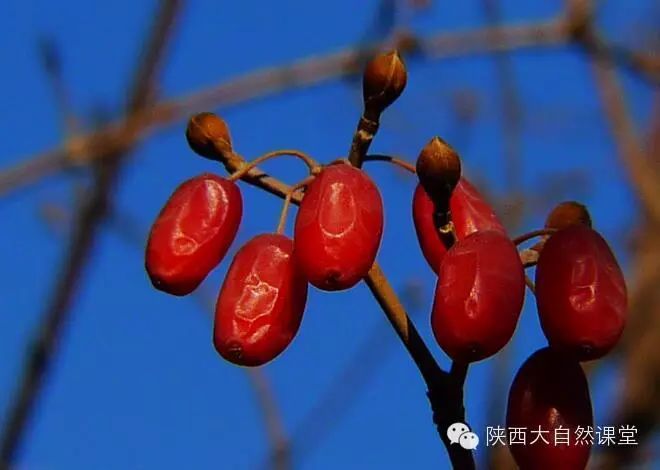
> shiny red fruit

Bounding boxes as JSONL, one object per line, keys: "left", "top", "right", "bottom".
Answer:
{"left": 431, "top": 230, "right": 524, "bottom": 362}
{"left": 535, "top": 224, "right": 627, "bottom": 360}
{"left": 412, "top": 178, "right": 506, "bottom": 273}
{"left": 507, "top": 348, "right": 593, "bottom": 470}
{"left": 294, "top": 163, "right": 384, "bottom": 291}
{"left": 145, "top": 173, "right": 242, "bottom": 296}
{"left": 214, "top": 233, "right": 308, "bottom": 367}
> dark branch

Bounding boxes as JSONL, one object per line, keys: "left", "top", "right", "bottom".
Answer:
{"left": 0, "top": 1, "right": 184, "bottom": 466}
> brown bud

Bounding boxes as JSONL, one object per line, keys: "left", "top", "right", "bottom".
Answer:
{"left": 545, "top": 201, "right": 592, "bottom": 231}
{"left": 362, "top": 50, "right": 407, "bottom": 116}
{"left": 416, "top": 137, "right": 461, "bottom": 204}
{"left": 532, "top": 200, "right": 593, "bottom": 253}
{"left": 186, "top": 112, "right": 232, "bottom": 160}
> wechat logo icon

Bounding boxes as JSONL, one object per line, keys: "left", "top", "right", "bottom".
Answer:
{"left": 447, "top": 422, "right": 479, "bottom": 450}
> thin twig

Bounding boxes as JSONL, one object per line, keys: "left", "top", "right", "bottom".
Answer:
{"left": 228, "top": 150, "right": 319, "bottom": 182}
{"left": 275, "top": 177, "right": 314, "bottom": 234}
{"left": 363, "top": 153, "right": 416, "bottom": 173}
{"left": 512, "top": 228, "right": 557, "bottom": 246}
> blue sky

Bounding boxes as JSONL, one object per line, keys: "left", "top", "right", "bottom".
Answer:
{"left": 0, "top": 0, "right": 657, "bottom": 468}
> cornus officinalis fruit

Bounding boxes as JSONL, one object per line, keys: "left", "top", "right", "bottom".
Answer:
{"left": 294, "top": 163, "right": 384, "bottom": 291}
{"left": 535, "top": 224, "right": 627, "bottom": 360}
{"left": 214, "top": 233, "right": 308, "bottom": 367}
{"left": 507, "top": 348, "right": 593, "bottom": 470}
{"left": 145, "top": 173, "right": 242, "bottom": 296}
{"left": 431, "top": 230, "right": 524, "bottom": 362}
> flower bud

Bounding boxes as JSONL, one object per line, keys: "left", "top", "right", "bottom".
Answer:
{"left": 415, "top": 137, "right": 461, "bottom": 205}
{"left": 545, "top": 201, "right": 592, "bottom": 231}
{"left": 362, "top": 50, "right": 407, "bottom": 116}
{"left": 531, "top": 201, "right": 592, "bottom": 253}
{"left": 186, "top": 112, "right": 232, "bottom": 160}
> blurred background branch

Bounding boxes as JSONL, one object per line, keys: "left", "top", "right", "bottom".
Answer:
{"left": 0, "top": 0, "right": 184, "bottom": 466}
{"left": 2, "top": 9, "right": 656, "bottom": 198}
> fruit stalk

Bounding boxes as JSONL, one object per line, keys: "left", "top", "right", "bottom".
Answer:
{"left": 343, "top": 118, "right": 474, "bottom": 465}
{"left": 347, "top": 115, "right": 380, "bottom": 167}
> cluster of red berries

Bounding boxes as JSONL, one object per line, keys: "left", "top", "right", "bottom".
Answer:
{"left": 412, "top": 137, "right": 626, "bottom": 468}
{"left": 144, "top": 50, "right": 628, "bottom": 469}
{"left": 145, "top": 153, "right": 383, "bottom": 366}
{"left": 415, "top": 167, "right": 628, "bottom": 359}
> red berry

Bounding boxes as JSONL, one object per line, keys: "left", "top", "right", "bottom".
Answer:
{"left": 214, "top": 233, "right": 308, "bottom": 366}
{"left": 451, "top": 178, "right": 507, "bottom": 239}
{"left": 535, "top": 224, "right": 627, "bottom": 360}
{"left": 507, "top": 348, "right": 593, "bottom": 470}
{"left": 294, "top": 164, "right": 384, "bottom": 291}
{"left": 145, "top": 173, "right": 242, "bottom": 296}
{"left": 431, "top": 230, "right": 524, "bottom": 362}
{"left": 412, "top": 178, "right": 506, "bottom": 273}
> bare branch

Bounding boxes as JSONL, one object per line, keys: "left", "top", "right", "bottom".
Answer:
{"left": 0, "top": 1, "right": 184, "bottom": 465}
{"left": 0, "top": 157, "right": 121, "bottom": 466}
{"left": 598, "top": 95, "right": 660, "bottom": 469}
{"left": 127, "top": 0, "right": 183, "bottom": 112}
{"left": 247, "top": 370, "right": 290, "bottom": 470}
{"left": 1, "top": 13, "right": 657, "bottom": 200}
{"left": 589, "top": 50, "right": 660, "bottom": 225}
{"left": 37, "top": 36, "right": 78, "bottom": 136}
{"left": 0, "top": 150, "right": 70, "bottom": 199}
{"left": 0, "top": 18, "right": 575, "bottom": 199}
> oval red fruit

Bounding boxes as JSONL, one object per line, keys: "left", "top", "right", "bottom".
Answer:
{"left": 431, "top": 230, "right": 524, "bottom": 362}
{"left": 294, "top": 164, "right": 384, "bottom": 291}
{"left": 145, "top": 173, "right": 242, "bottom": 296}
{"left": 535, "top": 224, "right": 627, "bottom": 360}
{"left": 214, "top": 233, "right": 308, "bottom": 366}
{"left": 507, "top": 348, "right": 593, "bottom": 470}
{"left": 412, "top": 178, "right": 506, "bottom": 273}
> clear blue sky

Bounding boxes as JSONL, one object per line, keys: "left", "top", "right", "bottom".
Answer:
{"left": 0, "top": 0, "right": 657, "bottom": 469}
